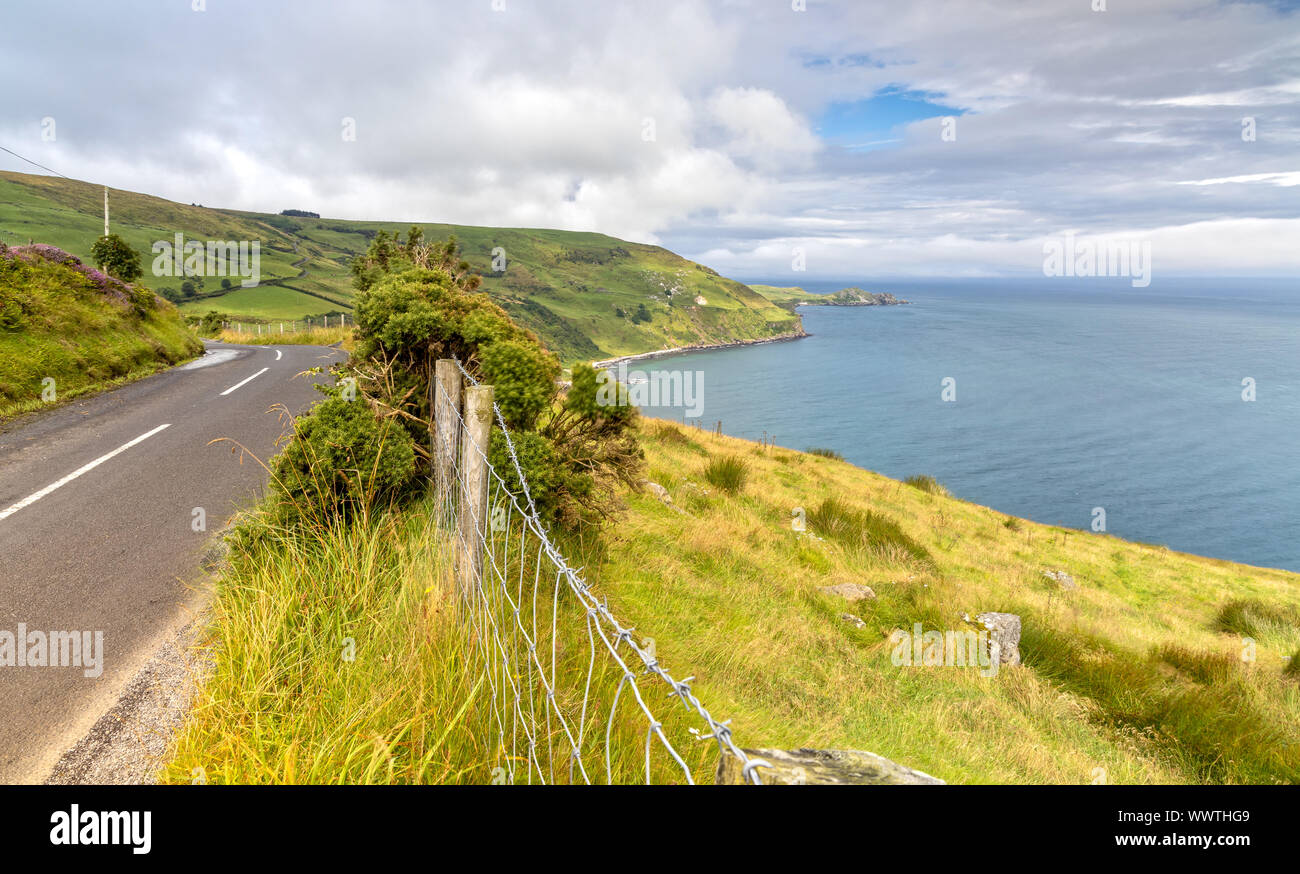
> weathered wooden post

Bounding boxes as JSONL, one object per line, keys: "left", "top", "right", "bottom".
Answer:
{"left": 456, "top": 383, "right": 494, "bottom": 603}
{"left": 432, "top": 360, "right": 462, "bottom": 512}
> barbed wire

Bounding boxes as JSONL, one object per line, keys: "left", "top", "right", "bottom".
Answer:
{"left": 435, "top": 359, "right": 768, "bottom": 784}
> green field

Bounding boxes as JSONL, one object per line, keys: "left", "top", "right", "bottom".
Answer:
{"left": 0, "top": 171, "right": 799, "bottom": 363}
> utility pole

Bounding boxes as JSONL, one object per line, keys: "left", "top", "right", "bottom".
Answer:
{"left": 103, "top": 187, "right": 109, "bottom": 236}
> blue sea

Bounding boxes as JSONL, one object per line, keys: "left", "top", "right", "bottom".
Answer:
{"left": 634, "top": 277, "right": 1300, "bottom": 572}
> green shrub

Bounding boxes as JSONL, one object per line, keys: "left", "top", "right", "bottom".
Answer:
{"left": 90, "top": 233, "right": 143, "bottom": 282}
{"left": 703, "top": 455, "right": 748, "bottom": 494}
{"left": 349, "top": 231, "right": 642, "bottom": 531}
{"left": 197, "top": 311, "right": 225, "bottom": 336}
{"left": 1002, "top": 516, "right": 1022, "bottom": 531}
{"left": 271, "top": 396, "right": 418, "bottom": 523}
{"left": 805, "top": 447, "right": 843, "bottom": 461}
{"left": 807, "top": 496, "right": 936, "bottom": 572}
{"left": 903, "top": 474, "right": 950, "bottom": 497}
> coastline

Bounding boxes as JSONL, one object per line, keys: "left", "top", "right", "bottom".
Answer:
{"left": 591, "top": 327, "right": 809, "bottom": 369}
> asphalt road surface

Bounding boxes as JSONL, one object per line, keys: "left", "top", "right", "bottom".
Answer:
{"left": 0, "top": 341, "right": 343, "bottom": 783}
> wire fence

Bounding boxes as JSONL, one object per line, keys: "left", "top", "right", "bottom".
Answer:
{"left": 429, "top": 358, "right": 767, "bottom": 785}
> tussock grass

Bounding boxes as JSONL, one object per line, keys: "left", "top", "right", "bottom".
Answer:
{"left": 903, "top": 474, "right": 951, "bottom": 497}
{"left": 163, "top": 503, "right": 492, "bottom": 784}
{"left": 1154, "top": 643, "right": 1239, "bottom": 685}
{"left": 807, "top": 496, "right": 937, "bottom": 574}
{"left": 1213, "top": 598, "right": 1300, "bottom": 646}
{"left": 703, "top": 454, "right": 749, "bottom": 494}
{"left": 805, "top": 447, "right": 843, "bottom": 460}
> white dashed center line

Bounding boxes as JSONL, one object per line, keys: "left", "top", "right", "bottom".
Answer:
{"left": 220, "top": 367, "right": 269, "bottom": 396}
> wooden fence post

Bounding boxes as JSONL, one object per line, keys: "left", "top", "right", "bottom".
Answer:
{"left": 456, "top": 384, "right": 494, "bottom": 603}
{"left": 432, "top": 360, "right": 462, "bottom": 511}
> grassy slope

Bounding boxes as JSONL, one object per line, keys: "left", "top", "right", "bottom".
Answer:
{"left": 0, "top": 248, "right": 202, "bottom": 419}
{"left": 750, "top": 284, "right": 810, "bottom": 306}
{"left": 161, "top": 497, "right": 719, "bottom": 785}
{"left": 576, "top": 421, "right": 1300, "bottom": 784}
{"left": 0, "top": 171, "right": 798, "bottom": 363}
{"left": 166, "top": 418, "right": 1300, "bottom": 785}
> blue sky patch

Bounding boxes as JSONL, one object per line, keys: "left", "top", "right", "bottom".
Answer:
{"left": 815, "top": 87, "right": 965, "bottom": 149}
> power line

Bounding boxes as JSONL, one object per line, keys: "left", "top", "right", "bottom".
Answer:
{"left": 0, "top": 144, "right": 71, "bottom": 179}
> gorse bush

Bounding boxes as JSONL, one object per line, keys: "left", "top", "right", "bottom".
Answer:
{"left": 270, "top": 394, "right": 418, "bottom": 524}
{"left": 703, "top": 455, "right": 748, "bottom": 494}
{"left": 345, "top": 229, "right": 643, "bottom": 530}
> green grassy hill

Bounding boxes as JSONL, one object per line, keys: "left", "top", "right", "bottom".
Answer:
{"left": 0, "top": 171, "right": 799, "bottom": 363}
{"left": 0, "top": 242, "right": 202, "bottom": 420}
{"left": 590, "top": 423, "right": 1300, "bottom": 783}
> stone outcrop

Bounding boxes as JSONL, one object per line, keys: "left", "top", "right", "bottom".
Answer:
{"left": 1043, "top": 569, "right": 1078, "bottom": 590}
{"left": 975, "top": 611, "right": 1022, "bottom": 666}
{"left": 643, "top": 481, "right": 685, "bottom": 514}
{"left": 717, "top": 748, "right": 945, "bottom": 785}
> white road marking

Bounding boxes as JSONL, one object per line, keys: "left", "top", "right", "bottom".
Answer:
{"left": 275, "top": 349, "right": 282, "bottom": 361}
{"left": 0, "top": 424, "right": 172, "bottom": 523}
{"left": 220, "top": 367, "right": 269, "bottom": 396}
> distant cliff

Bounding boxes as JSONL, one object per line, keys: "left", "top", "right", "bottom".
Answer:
{"left": 812, "top": 287, "right": 909, "bottom": 306}
{"left": 751, "top": 284, "right": 909, "bottom": 311}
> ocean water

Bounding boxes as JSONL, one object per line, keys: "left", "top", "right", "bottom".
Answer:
{"left": 632, "top": 277, "right": 1300, "bottom": 572}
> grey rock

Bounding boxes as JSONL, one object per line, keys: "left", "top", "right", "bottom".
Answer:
{"left": 840, "top": 613, "right": 867, "bottom": 629}
{"left": 643, "top": 480, "right": 686, "bottom": 515}
{"left": 1043, "top": 569, "right": 1078, "bottom": 590}
{"left": 975, "top": 611, "right": 1022, "bottom": 666}
{"left": 717, "top": 747, "right": 944, "bottom": 785}
{"left": 820, "top": 582, "right": 877, "bottom": 602}
{"left": 644, "top": 481, "right": 670, "bottom": 500}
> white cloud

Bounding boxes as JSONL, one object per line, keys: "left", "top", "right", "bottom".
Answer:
{"left": 0, "top": 0, "right": 1297, "bottom": 276}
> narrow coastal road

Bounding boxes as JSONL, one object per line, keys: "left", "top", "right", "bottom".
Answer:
{"left": 0, "top": 341, "right": 344, "bottom": 783}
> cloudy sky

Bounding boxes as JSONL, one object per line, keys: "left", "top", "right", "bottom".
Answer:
{"left": 2, "top": 0, "right": 1298, "bottom": 279}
